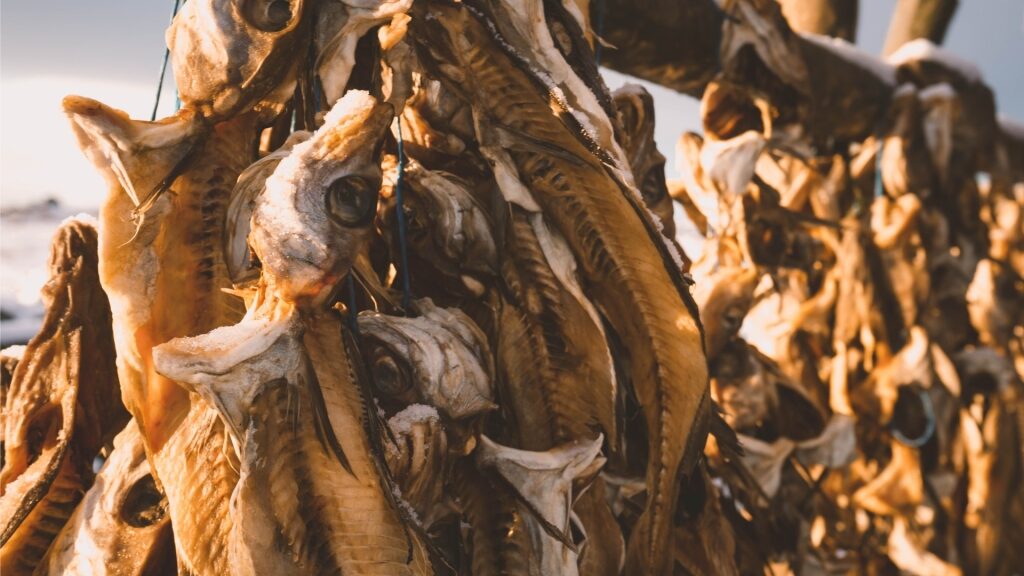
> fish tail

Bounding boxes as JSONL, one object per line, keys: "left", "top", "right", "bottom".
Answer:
{"left": 62, "top": 95, "right": 206, "bottom": 210}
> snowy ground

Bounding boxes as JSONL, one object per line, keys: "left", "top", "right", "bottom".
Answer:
{"left": 0, "top": 199, "right": 95, "bottom": 346}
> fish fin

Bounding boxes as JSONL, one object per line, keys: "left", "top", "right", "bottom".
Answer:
{"left": 301, "top": 359, "right": 355, "bottom": 476}
{"left": 152, "top": 314, "right": 301, "bottom": 437}
{"left": 710, "top": 401, "right": 744, "bottom": 460}
{"left": 62, "top": 95, "right": 206, "bottom": 210}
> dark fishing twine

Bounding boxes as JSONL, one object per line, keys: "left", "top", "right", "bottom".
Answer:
{"left": 890, "top": 387, "right": 937, "bottom": 449}
{"left": 346, "top": 273, "right": 361, "bottom": 336}
{"left": 151, "top": 0, "right": 183, "bottom": 121}
{"left": 873, "top": 140, "right": 885, "bottom": 199}
{"left": 394, "top": 118, "right": 413, "bottom": 311}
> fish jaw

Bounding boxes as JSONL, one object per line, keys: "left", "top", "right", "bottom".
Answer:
{"left": 251, "top": 90, "right": 395, "bottom": 307}
{"left": 167, "top": 0, "right": 310, "bottom": 121}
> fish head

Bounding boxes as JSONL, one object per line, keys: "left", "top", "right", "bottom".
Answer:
{"left": 250, "top": 90, "right": 394, "bottom": 308}
{"left": 614, "top": 85, "right": 675, "bottom": 237}
{"left": 381, "top": 159, "right": 497, "bottom": 297}
{"left": 357, "top": 299, "right": 496, "bottom": 419}
{"left": 63, "top": 96, "right": 206, "bottom": 213}
{"left": 167, "top": 0, "right": 310, "bottom": 121}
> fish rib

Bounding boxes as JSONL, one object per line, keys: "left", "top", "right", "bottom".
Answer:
{"left": 411, "top": 7, "right": 709, "bottom": 573}
{"left": 451, "top": 461, "right": 533, "bottom": 576}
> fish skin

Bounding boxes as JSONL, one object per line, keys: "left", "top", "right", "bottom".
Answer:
{"left": 39, "top": 422, "right": 176, "bottom": 576}
{"left": 249, "top": 90, "right": 395, "bottom": 308}
{"left": 151, "top": 91, "right": 430, "bottom": 575}
{"left": 153, "top": 303, "right": 434, "bottom": 575}
{"left": 613, "top": 85, "right": 676, "bottom": 238}
{"left": 450, "top": 461, "right": 534, "bottom": 576}
{"left": 0, "top": 219, "right": 125, "bottom": 575}
{"left": 167, "top": 0, "right": 312, "bottom": 122}
{"left": 496, "top": 207, "right": 616, "bottom": 450}
{"left": 64, "top": 97, "right": 261, "bottom": 574}
{"left": 410, "top": 6, "right": 710, "bottom": 573}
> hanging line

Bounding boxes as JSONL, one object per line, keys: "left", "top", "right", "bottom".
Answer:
{"left": 150, "top": 0, "right": 183, "bottom": 121}
{"left": 393, "top": 118, "right": 413, "bottom": 311}
{"left": 346, "top": 273, "right": 361, "bottom": 336}
{"left": 873, "top": 139, "right": 885, "bottom": 199}
{"left": 890, "top": 387, "right": 937, "bottom": 449}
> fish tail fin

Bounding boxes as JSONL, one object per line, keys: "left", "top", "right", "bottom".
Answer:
{"left": 62, "top": 95, "right": 206, "bottom": 210}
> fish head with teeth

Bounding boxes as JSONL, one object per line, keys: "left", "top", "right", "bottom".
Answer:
{"left": 250, "top": 90, "right": 394, "bottom": 308}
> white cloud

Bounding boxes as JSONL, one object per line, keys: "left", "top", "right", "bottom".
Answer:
{"left": 1, "top": 75, "right": 177, "bottom": 209}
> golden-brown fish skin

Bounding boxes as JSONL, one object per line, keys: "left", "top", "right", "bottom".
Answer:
{"left": 167, "top": 0, "right": 312, "bottom": 121}
{"left": 249, "top": 91, "right": 395, "bottom": 308}
{"left": 64, "top": 98, "right": 260, "bottom": 575}
{"left": 410, "top": 6, "right": 709, "bottom": 573}
{"left": 451, "top": 461, "right": 534, "bottom": 576}
{"left": 0, "top": 219, "right": 125, "bottom": 575}
{"left": 39, "top": 422, "right": 176, "bottom": 576}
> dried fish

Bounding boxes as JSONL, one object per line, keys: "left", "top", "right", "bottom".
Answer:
{"left": 409, "top": 7, "right": 709, "bottom": 572}
{"left": 168, "top": 0, "right": 312, "bottom": 121}
{"left": 358, "top": 298, "right": 496, "bottom": 420}
{"left": 39, "top": 422, "right": 174, "bottom": 576}
{"left": 0, "top": 218, "right": 125, "bottom": 575}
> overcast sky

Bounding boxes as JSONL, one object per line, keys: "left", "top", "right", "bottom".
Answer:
{"left": 2, "top": 0, "right": 1022, "bottom": 209}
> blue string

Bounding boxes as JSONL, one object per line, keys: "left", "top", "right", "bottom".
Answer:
{"left": 873, "top": 140, "right": 884, "bottom": 199}
{"left": 891, "top": 387, "right": 936, "bottom": 449}
{"left": 346, "top": 274, "right": 361, "bottom": 336}
{"left": 394, "top": 119, "right": 412, "bottom": 311}
{"left": 151, "top": 0, "right": 183, "bottom": 121}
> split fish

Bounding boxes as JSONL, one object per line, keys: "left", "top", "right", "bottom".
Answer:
{"left": 410, "top": 6, "right": 710, "bottom": 573}
{"left": 64, "top": 96, "right": 261, "bottom": 574}
{"left": 0, "top": 218, "right": 126, "bottom": 575}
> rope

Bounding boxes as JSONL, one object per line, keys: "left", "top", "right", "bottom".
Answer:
{"left": 150, "top": 0, "right": 183, "bottom": 121}
{"left": 594, "top": 0, "right": 606, "bottom": 66}
{"left": 891, "top": 387, "right": 937, "bottom": 449}
{"left": 346, "top": 274, "right": 361, "bottom": 336}
{"left": 873, "top": 139, "right": 885, "bottom": 199}
{"left": 394, "top": 118, "right": 413, "bottom": 311}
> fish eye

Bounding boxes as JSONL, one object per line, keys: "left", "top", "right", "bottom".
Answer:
{"left": 244, "top": 0, "right": 294, "bottom": 32}
{"left": 325, "top": 175, "right": 378, "bottom": 227}
{"left": 641, "top": 167, "right": 668, "bottom": 204}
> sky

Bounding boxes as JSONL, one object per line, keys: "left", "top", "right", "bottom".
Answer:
{"left": 1, "top": 0, "right": 1023, "bottom": 210}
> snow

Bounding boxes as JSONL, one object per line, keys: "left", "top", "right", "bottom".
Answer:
{"left": 918, "top": 82, "right": 956, "bottom": 103}
{"left": 887, "top": 39, "right": 983, "bottom": 84}
{"left": 999, "top": 115, "right": 1024, "bottom": 141}
{"left": 801, "top": 33, "right": 897, "bottom": 85}
{"left": 1, "top": 345, "right": 26, "bottom": 360}
{"left": 387, "top": 404, "right": 440, "bottom": 436}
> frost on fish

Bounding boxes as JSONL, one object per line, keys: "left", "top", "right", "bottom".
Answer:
{"left": 358, "top": 298, "right": 496, "bottom": 420}
{"left": 225, "top": 131, "right": 311, "bottom": 286}
{"left": 251, "top": 90, "right": 394, "bottom": 306}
